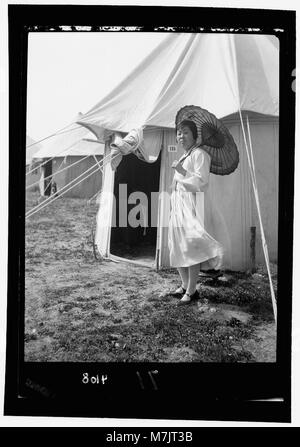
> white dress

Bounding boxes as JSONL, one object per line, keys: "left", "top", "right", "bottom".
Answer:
{"left": 168, "top": 147, "right": 227, "bottom": 269}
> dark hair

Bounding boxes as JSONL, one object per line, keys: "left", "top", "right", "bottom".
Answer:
{"left": 176, "top": 120, "right": 198, "bottom": 140}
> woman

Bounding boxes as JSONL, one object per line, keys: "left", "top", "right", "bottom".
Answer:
{"left": 168, "top": 119, "right": 224, "bottom": 306}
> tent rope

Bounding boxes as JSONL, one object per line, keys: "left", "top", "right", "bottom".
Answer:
{"left": 26, "top": 140, "right": 84, "bottom": 176}
{"left": 26, "top": 157, "right": 53, "bottom": 177}
{"left": 27, "top": 157, "right": 66, "bottom": 191}
{"left": 87, "top": 187, "right": 102, "bottom": 204}
{"left": 238, "top": 110, "right": 277, "bottom": 324}
{"left": 228, "top": 34, "right": 277, "bottom": 323}
{"left": 26, "top": 162, "right": 101, "bottom": 219}
{"left": 26, "top": 122, "right": 81, "bottom": 148}
{"left": 27, "top": 140, "right": 111, "bottom": 178}
{"left": 44, "top": 178, "right": 52, "bottom": 195}
{"left": 26, "top": 155, "right": 90, "bottom": 190}
{"left": 246, "top": 115, "right": 277, "bottom": 324}
{"left": 93, "top": 154, "right": 103, "bottom": 173}
{"left": 26, "top": 151, "right": 119, "bottom": 219}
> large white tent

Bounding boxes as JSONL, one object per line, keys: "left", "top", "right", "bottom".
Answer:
{"left": 76, "top": 33, "right": 279, "bottom": 271}
{"left": 32, "top": 114, "right": 105, "bottom": 199}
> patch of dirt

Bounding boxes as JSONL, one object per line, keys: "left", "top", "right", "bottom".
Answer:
{"left": 25, "top": 191, "right": 277, "bottom": 363}
{"left": 233, "top": 323, "right": 276, "bottom": 362}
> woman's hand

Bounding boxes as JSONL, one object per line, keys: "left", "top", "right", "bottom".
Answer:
{"left": 172, "top": 160, "right": 186, "bottom": 176}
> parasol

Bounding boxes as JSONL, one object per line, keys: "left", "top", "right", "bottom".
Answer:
{"left": 175, "top": 105, "right": 239, "bottom": 175}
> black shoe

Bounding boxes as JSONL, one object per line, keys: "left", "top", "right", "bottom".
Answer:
{"left": 177, "top": 289, "right": 199, "bottom": 306}
{"left": 200, "top": 270, "right": 222, "bottom": 279}
{"left": 189, "top": 289, "right": 200, "bottom": 301}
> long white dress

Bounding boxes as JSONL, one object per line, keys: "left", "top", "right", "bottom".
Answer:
{"left": 168, "top": 147, "right": 227, "bottom": 269}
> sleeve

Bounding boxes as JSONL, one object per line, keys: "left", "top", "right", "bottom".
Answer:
{"left": 177, "top": 150, "right": 210, "bottom": 193}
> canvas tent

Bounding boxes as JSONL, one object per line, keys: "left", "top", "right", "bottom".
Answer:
{"left": 32, "top": 114, "right": 105, "bottom": 199}
{"left": 26, "top": 135, "right": 43, "bottom": 190}
{"left": 76, "top": 33, "right": 279, "bottom": 271}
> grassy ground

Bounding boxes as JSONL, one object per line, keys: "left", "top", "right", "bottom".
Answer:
{"left": 25, "top": 191, "right": 277, "bottom": 362}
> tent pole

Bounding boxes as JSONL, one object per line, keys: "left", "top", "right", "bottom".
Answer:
{"left": 238, "top": 110, "right": 277, "bottom": 324}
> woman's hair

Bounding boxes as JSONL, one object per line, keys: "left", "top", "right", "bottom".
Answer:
{"left": 176, "top": 120, "right": 198, "bottom": 140}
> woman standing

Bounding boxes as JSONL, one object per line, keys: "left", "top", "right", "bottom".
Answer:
{"left": 168, "top": 119, "right": 225, "bottom": 306}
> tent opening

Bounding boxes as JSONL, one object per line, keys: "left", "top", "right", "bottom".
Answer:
{"left": 41, "top": 158, "right": 53, "bottom": 196}
{"left": 110, "top": 152, "right": 161, "bottom": 266}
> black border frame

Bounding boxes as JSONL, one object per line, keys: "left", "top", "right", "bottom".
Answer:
{"left": 5, "top": 4, "right": 296, "bottom": 422}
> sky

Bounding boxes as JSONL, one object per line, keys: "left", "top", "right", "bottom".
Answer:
{"left": 27, "top": 32, "right": 280, "bottom": 145}
{"left": 26, "top": 32, "right": 167, "bottom": 142}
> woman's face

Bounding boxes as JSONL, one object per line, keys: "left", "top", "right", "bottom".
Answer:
{"left": 176, "top": 125, "right": 196, "bottom": 151}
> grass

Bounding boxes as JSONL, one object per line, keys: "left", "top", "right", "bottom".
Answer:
{"left": 25, "top": 190, "right": 277, "bottom": 362}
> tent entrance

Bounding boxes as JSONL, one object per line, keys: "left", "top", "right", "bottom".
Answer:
{"left": 110, "top": 153, "right": 161, "bottom": 267}
{"left": 41, "top": 158, "right": 52, "bottom": 197}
